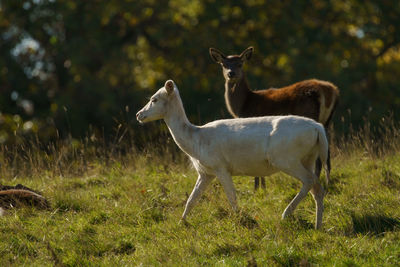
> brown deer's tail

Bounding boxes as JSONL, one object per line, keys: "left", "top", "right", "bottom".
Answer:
{"left": 318, "top": 81, "right": 339, "bottom": 127}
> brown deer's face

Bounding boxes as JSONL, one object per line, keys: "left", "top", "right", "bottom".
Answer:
{"left": 210, "top": 47, "right": 253, "bottom": 83}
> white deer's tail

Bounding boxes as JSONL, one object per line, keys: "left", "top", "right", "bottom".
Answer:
{"left": 317, "top": 125, "right": 330, "bottom": 186}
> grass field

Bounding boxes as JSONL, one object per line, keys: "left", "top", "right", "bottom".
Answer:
{"left": 1, "top": 126, "right": 400, "bottom": 266}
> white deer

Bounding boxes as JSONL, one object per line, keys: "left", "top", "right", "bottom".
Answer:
{"left": 136, "top": 80, "right": 330, "bottom": 229}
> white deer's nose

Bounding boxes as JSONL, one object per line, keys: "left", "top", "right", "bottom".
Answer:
{"left": 136, "top": 111, "right": 145, "bottom": 122}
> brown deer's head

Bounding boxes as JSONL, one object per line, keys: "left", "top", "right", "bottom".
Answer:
{"left": 209, "top": 47, "right": 253, "bottom": 83}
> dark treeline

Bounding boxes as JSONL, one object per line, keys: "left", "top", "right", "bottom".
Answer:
{"left": 1, "top": 0, "right": 400, "bottom": 146}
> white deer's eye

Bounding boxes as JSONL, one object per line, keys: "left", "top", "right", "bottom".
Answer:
{"left": 151, "top": 98, "right": 158, "bottom": 103}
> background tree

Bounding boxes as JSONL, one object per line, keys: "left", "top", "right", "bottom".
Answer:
{"left": 1, "top": 0, "right": 400, "bottom": 145}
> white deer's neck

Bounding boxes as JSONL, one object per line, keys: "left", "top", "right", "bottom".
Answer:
{"left": 163, "top": 95, "right": 198, "bottom": 157}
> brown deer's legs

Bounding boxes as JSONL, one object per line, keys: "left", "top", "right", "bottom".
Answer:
{"left": 315, "top": 147, "right": 331, "bottom": 179}
{"left": 254, "top": 177, "right": 259, "bottom": 190}
{"left": 254, "top": 177, "right": 266, "bottom": 190}
{"left": 315, "top": 126, "right": 331, "bottom": 180}
{"left": 261, "top": 177, "right": 266, "bottom": 188}
{"left": 315, "top": 158, "right": 322, "bottom": 178}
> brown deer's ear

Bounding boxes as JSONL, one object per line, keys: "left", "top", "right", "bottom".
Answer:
{"left": 209, "top": 48, "right": 226, "bottom": 64}
{"left": 240, "top": 47, "right": 254, "bottom": 61}
{"left": 164, "top": 80, "right": 175, "bottom": 95}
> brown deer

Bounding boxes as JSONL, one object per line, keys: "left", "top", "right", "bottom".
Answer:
{"left": 209, "top": 46, "right": 339, "bottom": 190}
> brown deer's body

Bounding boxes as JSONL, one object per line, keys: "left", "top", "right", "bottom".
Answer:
{"left": 225, "top": 77, "right": 338, "bottom": 125}
{"left": 210, "top": 47, "right": 339, "bottom": 189}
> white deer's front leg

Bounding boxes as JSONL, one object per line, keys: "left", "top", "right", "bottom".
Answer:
{"left": 181, "top": 173, "right": 214, "bottom": 220}
{"left": 216, "top": 170, "right": 238, "bottom": 212}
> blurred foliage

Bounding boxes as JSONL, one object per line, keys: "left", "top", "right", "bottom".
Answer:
{"left": 1, "top": 0, "right": 400, "bottom": 145}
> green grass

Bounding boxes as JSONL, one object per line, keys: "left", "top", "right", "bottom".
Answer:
{"left": 1, "top": 140, "right": 400, "bottom": 266}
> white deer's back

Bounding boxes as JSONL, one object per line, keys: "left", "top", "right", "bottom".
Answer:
{"left": 193, "top": 115, "right": 322, "bottom": 176}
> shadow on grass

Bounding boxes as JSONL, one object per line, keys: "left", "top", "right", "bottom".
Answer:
{"left": 296, "top": 217, "right": 314, "bottom": 230}
{"left": 280, "top": 215, "right": 314, "bottom": 231}
{"left": 112, "top": 240, "right": 136, "bottom": 255}
{"left": 213, "top": 207, "right": 259, "bottom": 229}
{"left": 213, "top": 206, "right": 229, "bottom": 219}
{"left": 213, "top": 242, "right": 256, "bottom": 257}
{"left": 326, "top": 171, "right": 346, "bottom": 195}
{"left": 351, "top": 213, "right": 400, "bottom": 235}
{"left": 239, "top": 212, "right": 259, "bottom": 229}
{"left": 380, "top": 168, "right": 400, "bottom": 190}
{"left": 54, "top": 197, "right": 88, "bottom": 213}
{"left": 213, "top": 243, "right": 240, "bottom": 256}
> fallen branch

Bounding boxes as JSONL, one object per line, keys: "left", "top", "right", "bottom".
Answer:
{"left": 0, "top": 185, "right": 50, "bottom": 209}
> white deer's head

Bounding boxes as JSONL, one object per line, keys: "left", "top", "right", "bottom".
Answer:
{"left": 136, "top": 80, "right": 176, "bottom": 123}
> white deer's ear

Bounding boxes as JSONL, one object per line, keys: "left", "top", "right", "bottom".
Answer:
{"left": 165, "top": 80, "right": 175, "bottom": 95}
{"left": 209, "top": 48, "right": 226, "bottom": 64}
{"left": 240, "top": 46, "right": 254, "bottom": 61}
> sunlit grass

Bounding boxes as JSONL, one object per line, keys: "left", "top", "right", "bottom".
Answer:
{"left": 1, "top": 120, "right": 400, "bottom": 266}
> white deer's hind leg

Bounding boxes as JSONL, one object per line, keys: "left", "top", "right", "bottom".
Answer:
{"left": 310, "top": 182, "right": 325, "bottom": 229}
{"left": 303, "top": 153, "right": 325, "bottom": 229}
{"left": 182, "top": 173, "right": 214, "bottom": 220}
{"left": 216, "top": 170, "right": 238, "bottom": 212}
{"left": 281, "top": 163, "right": 315, "bottom": 219}
{"left": 282, "top": 182, "right": 313, "bottom": 219}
